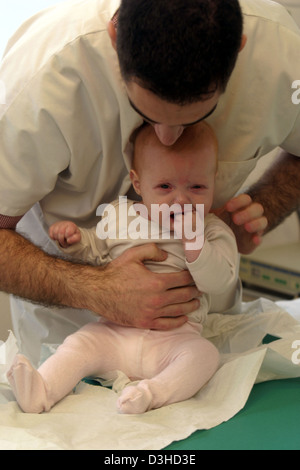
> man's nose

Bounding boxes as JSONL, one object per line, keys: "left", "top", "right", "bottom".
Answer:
{"left": 154, "top": 124, "right": 184, "bottom": 146}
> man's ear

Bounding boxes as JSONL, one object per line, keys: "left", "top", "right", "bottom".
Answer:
{"left": 239, "top": 34, "right": 247, "bottom": 52}
{"left": 129, "top": 169, "right": 141, "bottom": 196}
{"left": 107, "top": 20, "right": 117, "bottom": 50}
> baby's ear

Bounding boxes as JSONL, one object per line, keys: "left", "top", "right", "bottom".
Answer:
{"left": 129, "top": 169, "right": 141, "bottom": 195}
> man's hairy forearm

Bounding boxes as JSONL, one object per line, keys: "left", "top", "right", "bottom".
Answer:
{"left": 247, "top": 151, "right": 300, "bottom": 232}
{"left": 0, "top": 228, "right": 104, "bottom": 310}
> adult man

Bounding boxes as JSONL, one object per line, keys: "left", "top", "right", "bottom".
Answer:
{"left": 0, "top": 0, "right": 299, "bottom": 364}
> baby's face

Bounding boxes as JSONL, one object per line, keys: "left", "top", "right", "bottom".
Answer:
{"left": 131, "top": 123, "right": 217, "bottom": 228}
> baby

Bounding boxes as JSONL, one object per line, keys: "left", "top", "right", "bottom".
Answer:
{"left": 7, "top": 123, "right": 239, "bottom": 414}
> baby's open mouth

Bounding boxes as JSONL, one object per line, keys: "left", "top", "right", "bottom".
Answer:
{"left": 170, "top": 210, "right": 185, "bottom": 219}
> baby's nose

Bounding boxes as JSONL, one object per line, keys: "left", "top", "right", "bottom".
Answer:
{"left": 173, "top": 191, "right": 190, "bottom": 206}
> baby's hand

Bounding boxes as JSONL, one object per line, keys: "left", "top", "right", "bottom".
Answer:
{"left": 49, "top": 221, "right": 81, "bottom": 248}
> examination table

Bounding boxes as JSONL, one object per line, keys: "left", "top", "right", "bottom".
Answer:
{"left": 0, "top": 298, "right": 299, "bottom": 450}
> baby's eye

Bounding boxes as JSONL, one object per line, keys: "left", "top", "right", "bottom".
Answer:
{"left": 192, "top": 185, "right": 205, "bottom": 190}
{"left": 160, "top": 184, "right": 171, "bottom": 189}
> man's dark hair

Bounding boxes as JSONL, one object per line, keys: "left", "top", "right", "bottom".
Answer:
{"left": 117, "top": 0, "right": 243, "bottom": 104}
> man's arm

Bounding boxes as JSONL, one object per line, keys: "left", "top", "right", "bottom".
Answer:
{"left": 247, "top": 151, "right": 300, "bottom": 232}
{"left": 216, "top": 152, "right": 300, "bottom": 254}
{"left": 0, "top": 228, "right": 200, "bottom": 330}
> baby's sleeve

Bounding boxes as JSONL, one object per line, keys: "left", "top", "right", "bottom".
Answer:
{"left": 186, "top": 215, "right": 239, "bottom": 295}
{"left": 60, "top": 227, "right": 110, "bottom": 266}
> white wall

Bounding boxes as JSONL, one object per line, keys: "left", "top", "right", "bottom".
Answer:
{"left": 0, "top": 0, "right": 66, "bottom": 59}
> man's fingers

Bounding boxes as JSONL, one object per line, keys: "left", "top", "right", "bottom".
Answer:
{"left": 225, "top": 194, "right": 252, "bottom": 213}
{"left": 150, "top": 315, "right": 188, "bottom": 331}
{"left": 161, "top": 297, "right": 200, "bottom": 318}
{"left": 251, "top": 232, "right": 264, "bottom": 247}
{"left": 149, "top": 297, "right": 201, "bottom": 330}
{"left": 161, "top": 284, "right": 201, "bottom": 307}
{"left": 160, "top": 270, "right": 196, "bottom": 290}
{"left": 231, "top": 202, "right": 265, "bottom": 226}
{"left": 225, "top": 195, "right": 266, "bottom": 229}
{"left": 226, "top": 196, "right": 268, "bottom": 235}
{"left": 127, "top": 243, "right": 169, "bottom": 264}
{"left": 108, "top": 244, "right": 202, "bottom": 330}
{"left": 124, "top": 244, "right": 197, "bottom": 290}
{"left": 244, "top": 217, "right": 268, "bottom": 234}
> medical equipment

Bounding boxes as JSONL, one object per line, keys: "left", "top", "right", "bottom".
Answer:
{"left": 240, "top": 242, "right": 300, "bottom": 300}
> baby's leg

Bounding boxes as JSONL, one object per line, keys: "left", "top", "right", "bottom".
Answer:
{"left": 117, "top": 330, "right": 219, "bottom": 414}
{"left": 7, "top": 321, "right": 121, "bottom": 413}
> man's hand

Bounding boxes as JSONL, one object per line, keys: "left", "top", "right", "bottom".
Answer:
{"left": 214, "top": 194, "right": 268, "bottom": 254}
{"left": 87, "top": 243, "right": 201, "bottom": 330}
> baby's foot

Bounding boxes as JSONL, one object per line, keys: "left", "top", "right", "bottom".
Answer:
{"left": 7, "top": 354, "right": 51, "bottom": 413}
{"left": 117, "top": 382, "right": 153, "bottom": 414}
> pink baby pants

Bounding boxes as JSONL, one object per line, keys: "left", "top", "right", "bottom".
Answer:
{"left": 8, "top": 320, "right": 219, "bottom": 414}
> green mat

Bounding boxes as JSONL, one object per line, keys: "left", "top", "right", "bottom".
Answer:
{"left": 165, "top": 378, "right": 300, "bottom": 450}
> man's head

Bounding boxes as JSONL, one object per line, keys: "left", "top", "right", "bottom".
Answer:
{"left": 117, "top": 0, "right": 244, "bottom": 104}
{"left": 108, "top": 0, "right": 245, "bottom": 145}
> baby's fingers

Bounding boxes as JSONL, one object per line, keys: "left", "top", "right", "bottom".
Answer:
{"left": 66, "top": 231, "right": 81, "bottom": 245}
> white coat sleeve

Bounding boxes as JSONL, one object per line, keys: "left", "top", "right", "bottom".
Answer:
{"left": 186, "top": 215, "right": 239, "bottom": 295}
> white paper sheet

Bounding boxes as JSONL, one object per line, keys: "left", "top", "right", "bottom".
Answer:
{"left": 0, "top": 298, "right": 299, "bottom": 450}
{"left": 0, "top": 331, "right": 18, "bottom": 384}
